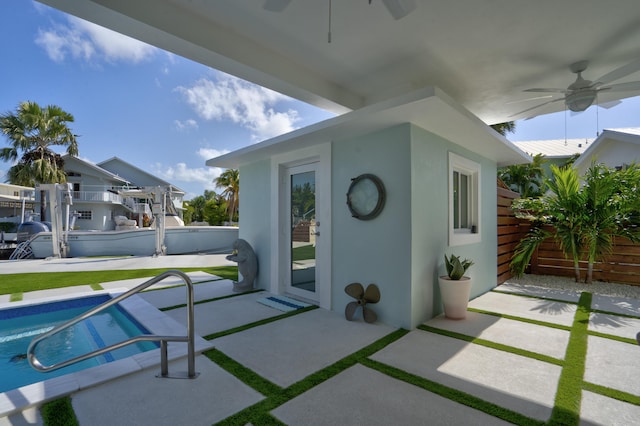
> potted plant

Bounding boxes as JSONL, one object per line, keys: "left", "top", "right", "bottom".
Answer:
{"left": 438, "top": 254, "right": 474, "bottom": 319}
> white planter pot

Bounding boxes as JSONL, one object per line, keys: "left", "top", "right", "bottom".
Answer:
{"left": 438, "top": 276, "right": 472, "bottom": 319}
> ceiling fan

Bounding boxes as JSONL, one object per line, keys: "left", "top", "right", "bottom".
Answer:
{"left": 512, "top": 59, "right": 640, "bottom": 118}
{"left": 263, "top": 0, "right": 417, "bottom": 20}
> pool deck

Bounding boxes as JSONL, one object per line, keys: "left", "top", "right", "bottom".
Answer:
{"left": 1, "top": 254, "right": 640, "bottom": 425}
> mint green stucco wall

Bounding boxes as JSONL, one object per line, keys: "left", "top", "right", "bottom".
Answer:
{"left": 410, "top": 125, "right": 497, "bottom": 327}
{"left": 332, "top": 125, "right": 413, "bottom": 328}
{"left": 237, "top": 158, "right": 271, "bottom": 289}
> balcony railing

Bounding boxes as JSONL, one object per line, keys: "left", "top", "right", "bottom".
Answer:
{"left": 72, "top": 191, "right": 123, "bottom": 204}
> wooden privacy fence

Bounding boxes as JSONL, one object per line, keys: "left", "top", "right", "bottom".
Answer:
{"left": 497, "top": 185, "right": 529, "bottom": 284}
{"left": 497, "top": 183, "right": 640, "bottom": 286}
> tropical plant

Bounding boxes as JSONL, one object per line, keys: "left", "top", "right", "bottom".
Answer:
{"left": 0, "top": 101, "right": 78, "bottom": 219}
{"left": 510, "top": 162, "right": 640, "bottom": 283}
{"left": 444, "top": 254, "right": 474, "bottom": 280}
{"left": 498, "top": 153, "right": 547, "bottom": 198}
{"left": 215, "top": 169, "right": 239, "bottom": 223}
{"left": 580, "top": 163, "right": 640, "bottom": 283}
{"left": 490, "top": 121, "right": 516, "bottom": 136}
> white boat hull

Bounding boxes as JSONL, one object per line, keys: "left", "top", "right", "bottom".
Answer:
{"left": 28, "top": 226, "right": 239, "bottom": 258}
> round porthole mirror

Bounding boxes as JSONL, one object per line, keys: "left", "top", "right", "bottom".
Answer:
{"left": 346, "top": 174, "right": 386, "bottom": 220}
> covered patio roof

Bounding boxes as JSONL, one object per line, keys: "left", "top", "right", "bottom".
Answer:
{"left": 38, "top": 0, "right": 640, "bottom": 124}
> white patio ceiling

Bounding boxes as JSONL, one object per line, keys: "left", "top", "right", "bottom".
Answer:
{"left": 39, "top": 0, "right": 640, "bottom": 125}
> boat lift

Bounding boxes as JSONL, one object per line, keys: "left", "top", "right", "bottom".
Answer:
{"left": 38, "top": 184, "right": 171, "bottom": 258}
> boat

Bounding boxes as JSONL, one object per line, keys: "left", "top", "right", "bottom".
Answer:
{"left": 26, "top": 225, "right": 238, "bottom": 258}
{"left": 10, "top": 184, "right": 238, "bottom": 259}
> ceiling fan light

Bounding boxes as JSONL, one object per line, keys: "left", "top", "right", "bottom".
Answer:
{"left": 566, "top": 90, "right": 596, "bottom": 112}
{"left": 382, "top": 0, "right": 417, "bottom": 20}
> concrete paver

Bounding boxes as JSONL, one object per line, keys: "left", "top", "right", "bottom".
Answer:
{"left": 271, "top": 364, "right": 512, "bottom": 426}
{"left": 2, "top": 255, "right": 640, "bottom": 425}
{"left": 370, "top": 330, "right": 561, "bottom": 421}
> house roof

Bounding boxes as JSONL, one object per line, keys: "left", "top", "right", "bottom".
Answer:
{"left": 510, "top": 127, "right": 640, "bottom": 158}
{"left": 39, "top": 0, "right": 640, "bottom": 124}
{"left": 97, "top": 156, "right": 186, "bottom": 194}
{"left": 206, "top": 87, "right": 531, "bottom": 168}
{"left": 63, "top": 155, "right": 130, "bottom": 184}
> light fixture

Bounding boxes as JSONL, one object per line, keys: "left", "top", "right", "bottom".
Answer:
{"left": 565, "top": 89, "right": 597, "bottom": 112}
{"left": 381, "top": 0, "right": 417, "bottom": 20}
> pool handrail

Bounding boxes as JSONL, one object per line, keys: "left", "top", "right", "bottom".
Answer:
{"left": 27, "top": 270, "right": 197, "bottom": 379}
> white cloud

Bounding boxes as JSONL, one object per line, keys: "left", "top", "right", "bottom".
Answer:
{"left": 151, "top": 162, "right": 221, "bottom": 190}
{"left": 196, "top": 147, "right": 230, "bottom": 161}
{"left": 174, "top": 119, "right": 199, "bottom": 132}
{"left": 35, "top": 16, "right": 156, "bottom": 64}
{"left": 175, "top": 75, "right": 300, "bottom": 142}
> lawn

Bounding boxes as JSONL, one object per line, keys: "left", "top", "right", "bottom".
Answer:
{"left": 0, "top": 266, "right": 238, "bottom": 295}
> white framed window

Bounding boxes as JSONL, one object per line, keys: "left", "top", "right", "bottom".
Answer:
{"left": 448, "top": 152, "right": 480, "bottom": 246}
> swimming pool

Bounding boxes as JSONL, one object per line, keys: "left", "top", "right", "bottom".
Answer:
{"left": 0, "top": 294, "right": 157, "bottom": 393}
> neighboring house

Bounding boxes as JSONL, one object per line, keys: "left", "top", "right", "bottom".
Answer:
{"left": 510, "top": 127, "right": 640, "bottom": 176}
{"left": 98, "top": 157, "right": 185, "bottom": 217}
{"left": 0, "top": 183, "right": 35, "bottom": 222}
{"left": 573, "top": 129, "right": 640, "bottom": 176}
{"left": 37, "top": 156, "right": 185, "bottom": 231}
{"left": 207, "top": 87, "right": 530, "bottom": 329}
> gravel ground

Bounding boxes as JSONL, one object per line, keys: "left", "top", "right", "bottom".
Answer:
{"left": 503, "top": 274, "right": 640, "bottom": 300}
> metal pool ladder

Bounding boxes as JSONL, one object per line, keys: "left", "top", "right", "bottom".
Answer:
{"left": 27, "top": 270, "right": 198, "bottom": 379}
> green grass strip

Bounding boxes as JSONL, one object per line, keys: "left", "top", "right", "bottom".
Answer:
{"left": 361, "top": 358, "right": 543, "bottom": 426}
{"left": 0, "top": 265, "right": 238, "bottom": 295}
{"left": 583, "top": 381, "right": 640, "bottom": 406}
{"left": 214, "top": 329, "right": 409, "bottom": 425}
{"left": 160, "top": 289, "right": 264, "bottom": 311}
{"left": 205, "top": 348, "right": 282, "bottom": 397}
{"left": 418, "top": 324, "right": 563, "bottom": 366}
{"left": 89, "top": 283, "right": 103, "bottom": 291}
{"left": 9, "top": 292, "right": 22, "bottom": 302}
{"left": 548, "top": 292, "right": 592, "bottom": 426}
{"left": 587, "top": 330, "right": 638, "bottom": 345}
{"left": 40, "top": 396, "right": 78, "bottom": 426}
{"left": 467, "top": 307, "right": 572, "bottom": 332}
{"left": 203, "top": 306, "right": 318, "bottom": 340}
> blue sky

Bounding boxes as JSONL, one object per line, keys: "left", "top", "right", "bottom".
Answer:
{"left": 2, "top": 1, "right": 639, "bottom": 199}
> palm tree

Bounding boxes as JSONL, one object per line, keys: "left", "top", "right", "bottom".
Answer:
{"left": 490, "top": 122, "right": 516, "bottom": 136}
{"left": 498, "top": 153, "right": 547, "bottom": 197}
{"left": 581, "top": 163, "right": 640, "bottom": 283}
{"left": 215, "top": 169, "right": 239, "bottom": 223}
{"left": 511, "top": 165, "right": 585, "bottom": 282}
{"left": 511, "top": 162, "right": 640, "bottom": 283}
{"left": 1, "top": 101, "right": 78, "bottom": 219}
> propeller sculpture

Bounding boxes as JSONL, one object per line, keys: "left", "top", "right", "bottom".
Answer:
{"left": 344, "top": 283, "right": 380, "bottom": 323}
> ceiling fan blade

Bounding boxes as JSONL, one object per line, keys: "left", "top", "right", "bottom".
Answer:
{"left": 363, "top": 284, "right": 381, "bottom": 304}
{"left": 594, "top": 59, "right": 640, "bottom": 86}
{"left": 345, "top": 282, "right": 364, "bottom": 299}
{"left": 599, "top": 81, "right": 640, "bottom": 93}
{"left": 345, "top": 301, "right": 359, "bottom": 321}
{"left": 382, "top": 0, "right": 417, "bottom": 20}
{"left": 263, "top": 0, "right": 292, "bottom": 12}
{"left": 509, "top": 97, "right": 564, "bottom": 118}
{"left": 598, "top": 100, "right": 622, "bottom": 109}
{"left": 363, "top": 307, "right": 378, "bottom": 323}
{"left": 523, "top": 88, "right": 567, "bottom": 93}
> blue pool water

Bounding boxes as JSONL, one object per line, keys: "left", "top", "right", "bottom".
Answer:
{"left": 0, "top": 295, "right": 157, "bottom": 393}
